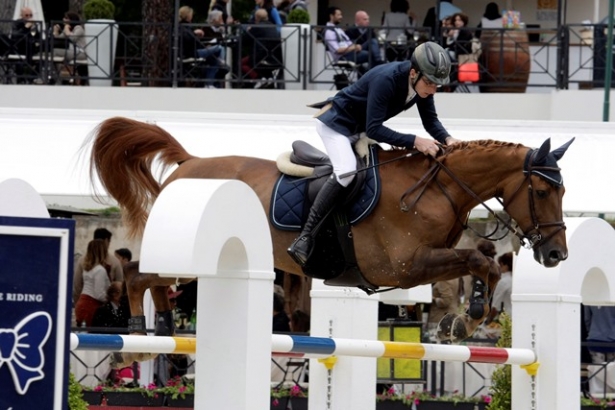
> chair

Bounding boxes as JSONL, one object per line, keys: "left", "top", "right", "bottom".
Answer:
{"left": 271, "top": 357, "right": 309, "bottom": 390}
{"left": 320, "top": 28, "right": 364, "bottom": 90}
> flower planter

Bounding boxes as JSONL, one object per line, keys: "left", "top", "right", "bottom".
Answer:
{"left": 417, "top": 401, "right": 484, "bottom": 410}
{"left": 104, "top": 391, "right": 165, "bottom": 407}
{"left": 166, "top": 393, "right": 194, "bottom": 408}
{"left": 377, "top": 401, "right": 410, "bottom": 409}
{"left": 81, "top": 390, "right": 103, "bottom": 405}
{"left": 290, "top": 396, "right": 308, "bottom": 410}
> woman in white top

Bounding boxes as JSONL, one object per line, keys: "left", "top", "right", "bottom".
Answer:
{"left": 53, "top": 11, "right": 87, "bottom": 62}
{"left": 75, "top": 239, "right": 111, "bottom": 327}
{"left": 476, "top": 2, "right": 503, "bottom": 38}
{"left": 381, "top": 0, "right": 415, "bottom": 61}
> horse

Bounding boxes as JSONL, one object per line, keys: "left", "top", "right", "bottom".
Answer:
{"left": 87, "top": 117, "right": 572, "bottom": 363}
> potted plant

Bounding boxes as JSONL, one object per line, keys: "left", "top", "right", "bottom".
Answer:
{"left": 377, "top": 387, "right": 491, "bottom": 410}
{"left": 99, "top": 382, "right": 165, "bottom": 407}
{"left": 83, "top": 0, "right": 118, "bottom": 86}
{"left": 80, "top": 385, "right": 104, "bottom": 406}
{"left": 271, "top": 385, "right": 308, "bottom": 410}
{"left": 286, "top": 9, "right": 310, "bottom": 24}
{"left": 157, "top": 376, "right": 195, "bottom": 408}
{"left": 281, "top": 9, "right": 310, "bottom": 90}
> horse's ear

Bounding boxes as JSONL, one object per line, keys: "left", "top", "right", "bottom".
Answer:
{"left": 551, "top": 137, "right": 575, "bottom": 161}
{"left": 534, "top": 138, "right": 551, "bottom": 163}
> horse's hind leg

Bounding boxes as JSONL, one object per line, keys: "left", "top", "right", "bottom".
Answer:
{"left": 150, "top": 285, "right": 175, "bottom": 336}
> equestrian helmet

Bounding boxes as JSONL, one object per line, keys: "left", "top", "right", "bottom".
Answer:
{"left": 411, "top": 41, "right": 451, "bottom": 86}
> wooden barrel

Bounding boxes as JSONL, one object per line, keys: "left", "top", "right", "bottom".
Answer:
{"left": 480, "top": 29, "right": 531, "bottom": 93}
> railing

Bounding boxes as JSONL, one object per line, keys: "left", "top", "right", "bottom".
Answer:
{"left": 1, "top": 20, "right": 612, "bottom": 91}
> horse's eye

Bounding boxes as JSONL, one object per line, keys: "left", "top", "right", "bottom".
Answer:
{"left": 536, "top": 190, "right": 547, "bottom": 199}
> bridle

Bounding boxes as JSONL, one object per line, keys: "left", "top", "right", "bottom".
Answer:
{"left": 399, "top": 148, "right": 566, "bottom": 250}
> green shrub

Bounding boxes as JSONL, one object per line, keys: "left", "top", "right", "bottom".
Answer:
{"left": 287, "top": 9, "right": 310, "bottom": 24}
{"left": 487, "top": 312, "right": 511, "bottom": 410}
{"left": 83, "top": 0, "right": 116, "bottom": 20}
{"left": 67, "top": 372, "right": 88, "bottom": 410}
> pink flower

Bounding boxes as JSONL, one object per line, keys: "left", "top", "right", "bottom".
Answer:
{"left": 482, "top": 395, "right": 492, "bottom": 404}
{"left": 93, "top": 385, "right": 102, "bottom": 392}
{"left": 272, "top": 399, "right": 279, "bottom": 406}
{"left": 179, "top": 386, "right": 186, "bottom": 393}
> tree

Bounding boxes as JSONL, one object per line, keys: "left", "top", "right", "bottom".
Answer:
{"left": 142, "top": 0, "right": 172, "bottom": 86}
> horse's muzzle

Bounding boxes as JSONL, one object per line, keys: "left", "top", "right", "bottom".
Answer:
{"left": 534, "top": 246, "right": 568, "bottom": 267}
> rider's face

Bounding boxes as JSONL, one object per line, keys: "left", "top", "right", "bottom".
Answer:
{"left": 410, "top": 69, "right": 440, "bottom": 98}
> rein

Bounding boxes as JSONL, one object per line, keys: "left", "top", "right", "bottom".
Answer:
{"left": 399, "top": 149, "right": 566, "bottom": 250}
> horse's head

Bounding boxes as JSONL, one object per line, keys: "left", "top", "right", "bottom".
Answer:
{"left": 503, "top": 138, "right": 574, "bottom": 267}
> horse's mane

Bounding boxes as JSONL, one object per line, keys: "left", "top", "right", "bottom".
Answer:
{"left": 384, "top": 139, "right": 525, "bottom": 155}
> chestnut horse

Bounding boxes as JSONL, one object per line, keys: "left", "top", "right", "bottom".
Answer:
{"left": 88, "top": 117, "right": 572, "bottom": 362}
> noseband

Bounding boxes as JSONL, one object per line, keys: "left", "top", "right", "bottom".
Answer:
{"left": 399, "top": 148, "right": 566, "bottom": 250}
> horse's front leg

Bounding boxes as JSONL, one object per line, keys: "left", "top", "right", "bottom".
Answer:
{"left": 402, "top": 248, "right": 501, "bottom": 343}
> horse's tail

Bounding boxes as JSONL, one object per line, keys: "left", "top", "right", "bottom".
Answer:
{"left": 89, "top": 117, "right": 196, "bottom": 237}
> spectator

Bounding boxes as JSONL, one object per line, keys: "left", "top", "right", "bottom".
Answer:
{"left": 73, "top": 228, "right": 124, "bottom": 306}
{"left": 290, "top": 309, "right": 310, "bottom": 333}
{"left": 75, "top": 239, "right": 111, "bottom": 327}
{"left": 324, "top": 7, "right": 381, "bottom": 71}
{"left": 273, "top": 292, "right": 290, "bottom": 332}
{"left": 381, "top": 0, "right": 415, "bottom": 62}
{"left": 209, "top": 0, "right": 234, "bottom": 24}
{"left": 584, "top": 305, "right": 615, "bottom": 363}
{"left": 202, "top": 10, "right": 231, "bottom": 88}
{"left": 179, "top": 5, "right": 225, "bottom": 88}
{"left": 114, "top": 248, "right": 132, "bottom": 265}
{"left": 241, "top": 9, "right": 282, "bottom": 89}
{"left": 427, "top": 278, "right": 461, "bottom": 340}
{"left": 92, "top": 281, "right": 130, "bottom": 332}
{"left": 487, "top": 252, "right": 513, "bottom": 323}
{"left": 422, "top": 0, "right": 455, "bottom": 42}
{"left": 476, "top": 2, "right": 503, "bottom": 39}
{"left": 345, "top": 10, "right": 384, "bottom": 66}
{"left": 249, "top": 0, "right": 283, "bottom": 28}
{"left": 52, "top": 11, "right": 86, "bottom": 64}
{"left": 11, "top": 7, "right": 41, "bottom": 83}
{"left": 448, "top": 13, "right": 473, "bottom": 63}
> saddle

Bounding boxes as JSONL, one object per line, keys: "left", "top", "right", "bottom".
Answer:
{"left": 270, "top": 138, "right": 382, "bottom": 294}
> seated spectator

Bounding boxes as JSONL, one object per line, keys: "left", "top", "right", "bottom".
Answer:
{"left": 201, "top": 10, "right": 231, "bottom": 87}
{"left": 209, "top": 0, "right": 234, "bottom": 24}
{"left": 10, "top": 7, "right": 42, "bottom": 83}
{"left": 273, "top": 292, "right": 290, "bottom": 332}
{"left": 92, "top": 281, "right": 130, "bottom": 333}
{"left": 75, "top": 239, "right": 111, "bottom": 327}
{"left": 427, "top": 278, "right": 461, "bottom": 341}
{"left": 290, "top": 309, "right": 310, "bottom": 333}
{"left": 179, "top": 5, "right": 225, "bottom": 88}
{"left": 53, "top": 11, "right": 86, "bottom": 64}
{"left": 241, "top": 9, "right": 282, "bottom": 88}
{"left": 324, "top": 7, "right": 381, "bottom": 72}
{"left": 249, "top": 0, "right": 283, "bottom": 29}
{"left": 381, "top": 0, "right": 415, "bottom": 61}
{"left": 345, "top": 10, "right": 384, "bottom": 66}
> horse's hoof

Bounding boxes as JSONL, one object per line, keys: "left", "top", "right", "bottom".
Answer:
{"left": 436, "top": 313, "right": 459, "bottom": 340}
{"left": 448, "top": 318, "right": 469, "bottom": 343}
{"left": 468, "top": 303, "right": 485, "bottom": 320}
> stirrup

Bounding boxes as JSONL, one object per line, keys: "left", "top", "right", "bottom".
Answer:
{"left": 287, "top": 236, "right": 312, "bottom": 266}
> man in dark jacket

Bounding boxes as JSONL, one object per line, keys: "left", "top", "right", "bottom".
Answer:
{"left": 288, "top": 41, "right": 460, "bottom": 266}
{"left": 345, "top": 10, "right": 382, "bottom": 66}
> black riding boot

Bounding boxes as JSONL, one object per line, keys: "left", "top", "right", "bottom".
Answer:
{"left": 287, "top": 176, "right": 344, "bottom": 266}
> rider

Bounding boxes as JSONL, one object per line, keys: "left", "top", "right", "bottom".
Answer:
{"left": 288, "top": 41, "right": 461, "bottom": 267}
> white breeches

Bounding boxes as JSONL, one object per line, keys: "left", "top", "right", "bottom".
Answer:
{"left": 316, "top": 120, "right": 357, "bottom": 187}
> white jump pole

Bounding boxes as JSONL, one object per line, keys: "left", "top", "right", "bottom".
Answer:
{"left": 512, "top": 217, "right": 615, "bottom": 410}
{"left": 139, "top": 179, "right": 274, "bottom": 410}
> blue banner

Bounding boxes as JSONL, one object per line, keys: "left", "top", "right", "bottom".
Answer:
{"left": 0, "top": 216, "right": 75, "bottom": 410}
